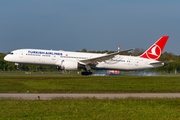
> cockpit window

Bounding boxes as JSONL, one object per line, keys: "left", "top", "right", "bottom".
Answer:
{"left": 10, "top": 52, "right": 14, "bottom": 55}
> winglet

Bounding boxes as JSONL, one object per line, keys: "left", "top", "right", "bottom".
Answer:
{"left": 140, "top": 36, "right": 169, "bottom": 60}
{"left": 118, "top": 46, "right": 120, "bottom": 52}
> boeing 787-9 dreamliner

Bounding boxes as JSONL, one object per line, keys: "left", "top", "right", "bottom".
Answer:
{"left": 4, "top": 36, "right": 169, "bottom": 75}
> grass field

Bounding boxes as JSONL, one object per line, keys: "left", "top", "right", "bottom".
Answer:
{"left": 0, "top": 75, "right": 180, "bottom": 93}
{"left": 0, "top": 98, "right": 180, "bottom": 120}
{"left": 1, "top": 74, "right": 180, "bottom": 119}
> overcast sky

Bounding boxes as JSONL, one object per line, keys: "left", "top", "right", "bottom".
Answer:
{"left": 0, "top": 0, "right": 180, "bottom": 55}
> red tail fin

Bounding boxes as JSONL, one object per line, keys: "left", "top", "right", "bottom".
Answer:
{"left": 140, "top": 36, "right": 169, "bottom": 60}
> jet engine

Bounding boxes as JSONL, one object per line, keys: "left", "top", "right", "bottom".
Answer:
{"left": 56, "top": 60, "right": 79, "bottom": 70}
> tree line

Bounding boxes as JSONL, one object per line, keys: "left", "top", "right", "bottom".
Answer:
{"left": 0, "top": 48, "right": 180, "bottom": 73}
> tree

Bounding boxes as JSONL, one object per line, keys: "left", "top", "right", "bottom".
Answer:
{"left": 81, "top": 48, "right": 87, "bottom": 52}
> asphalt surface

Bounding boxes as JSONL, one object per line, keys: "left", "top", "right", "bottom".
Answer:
{"left": 0, "top": 93, "right": 180, "bottom": 100}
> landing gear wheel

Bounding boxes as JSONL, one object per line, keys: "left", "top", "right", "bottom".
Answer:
{"left": 81, "top": 71, "right": 93, "bottom": 75}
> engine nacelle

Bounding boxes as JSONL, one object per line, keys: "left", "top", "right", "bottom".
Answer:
{"left": 56, "top": 60, "right": 79, "bottom": 70}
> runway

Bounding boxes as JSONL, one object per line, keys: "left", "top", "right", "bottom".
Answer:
{"left": 1, "top": 93, "right": 180, "bottom": 100}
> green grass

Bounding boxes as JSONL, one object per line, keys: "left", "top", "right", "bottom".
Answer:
{"left": 0, "top": 98, "right": 180, "bottom": 120}
{"left": 0, "top": 76, "right": 180, "bottom": 93}
{"left": 0, "top": 74, "right": 180, "bottom": 119}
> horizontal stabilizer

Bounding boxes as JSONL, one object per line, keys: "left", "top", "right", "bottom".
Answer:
{"left": 149, "top": 61, "right": 164, "bottom": 66}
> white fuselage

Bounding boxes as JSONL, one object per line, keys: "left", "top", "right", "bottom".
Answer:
{"left": 4, "top": 49, "right": 163, "bottom": 70}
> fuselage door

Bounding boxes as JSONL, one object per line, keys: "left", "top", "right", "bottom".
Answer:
{"left": 135, "top": 59, "right": 139, "bottom": 66}
{"left": 51, "top": 55, "right": 56, "bottom": 60}
{"left": 19, "top": 52, "right": 24, "bottom": 58}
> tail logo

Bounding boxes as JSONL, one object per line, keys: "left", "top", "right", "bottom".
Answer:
{"left": 140, "top": 36, "right": 169, "bottom": 60}
{"left": 146, "top": 44, "right": 161, "bottom": 60}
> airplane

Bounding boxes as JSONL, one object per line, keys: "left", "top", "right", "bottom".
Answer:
{"left": 4, "top": 36, "right": 169, "bottom": 75}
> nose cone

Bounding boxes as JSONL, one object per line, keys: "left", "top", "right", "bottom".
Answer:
{"left": 4, "top": 55, "right": 11, "bottom": 62}
{"left": 4, "top": 55, "right": 7, "bottom": 61}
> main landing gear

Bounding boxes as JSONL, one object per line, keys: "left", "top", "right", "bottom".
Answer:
{"left": 81, "top": 71, "right": 93, "bottom": 75}
{"left": 81, "top": 65, "right": 93, "bottom": 75}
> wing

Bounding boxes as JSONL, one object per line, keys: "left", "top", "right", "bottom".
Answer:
{"left": 79, "top": 48, "right": 134, "bottom": 65}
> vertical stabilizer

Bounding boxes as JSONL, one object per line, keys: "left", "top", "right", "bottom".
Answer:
{"left": 140, "top": 36, "right": 169, "bottom": 60}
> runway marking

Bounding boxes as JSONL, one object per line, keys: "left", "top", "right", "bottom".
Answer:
{"left": 1, "top": 93, "right": 180, "bottom": 100}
